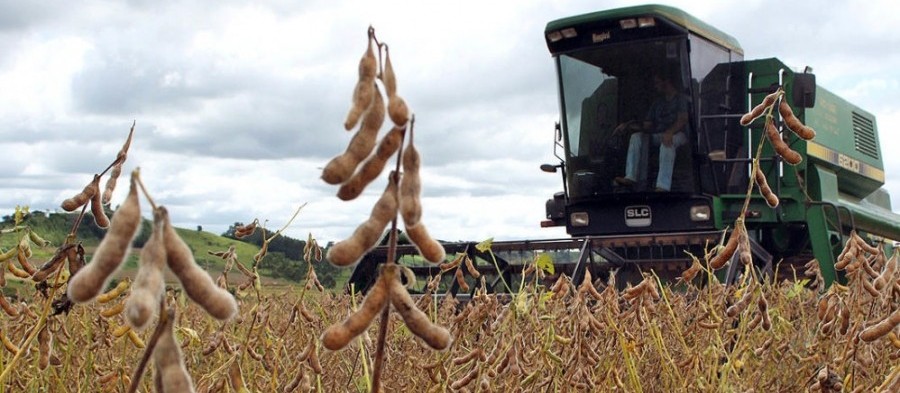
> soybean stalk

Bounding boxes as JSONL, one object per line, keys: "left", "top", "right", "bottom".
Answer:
{"left": 371, "top": 118, "right": 407, "bottom": 393}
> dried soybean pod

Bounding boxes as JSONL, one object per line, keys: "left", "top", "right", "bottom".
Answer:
{"left": 234, "top": 220, "right": 258, "bottom": 239}
{"left": 344, "top": 35, "right": 377, "bottom": 131}
{"left": 874, "top": 254, "right": 898, "bottom": 290}
{"left": 740, "top": 91, "right": 780, "bottom": 126}
{"left": 382, "top": 46, "right": 397, "bottom": 97}
{"left": 90, "top": 183, "right": 110, "bottom": 228}
{"left": 61, "top": 175, "right": 100, "bottom": 212}
{"left": 154, "top": 308, "right": 196, "bottom": 393}
{"left": 19, "top": 236, "right": 32, "bottom": 259}
{"left": 399, "top": 138, "right": 422, "bottom": 226}
{"left": 7, "top": 262, "right": 30, "bottom": 278}
{"left": 161, "top": 207, "right": 237, "bottom": 321}
{"left": 382, "top": 46, "right": 410, "bottom": 126}
{"left": 283, "top": 366, "right": 306, "bottom": 393}
{"left": 388, "top": 94, "right": 410, "bottom": 127}
{"left": 27, "top": 230, "right": 50, "bottom": 248}
{"left": 67, "top": 243, "right": 86, "bottom": 278}
{"left": 125, "top": 208, "right": 167, "bottom": 330}
{"left": 307, "top": 342, "right": 323, "bottom": 374}
{"left": 835, "top": 243, "right": 857, "bottom": 271}
{"left": 859, "top": 308, "right": 900, "bottom": 342}
{"left": 0, "top": 293, "right": 18, "bottom": 317}
{"left": 817, "top": 295, "right": 831, "bottom": 321}
{"left": 778, "top": 100, "right": 816, "bottom": 140}
{"left": 709, "top": 225, "right": 741, "bottom": 270}
{"left": 127, "top": 329, "right": 145, "bottom": 348}
{"left": 67, "top": 174, "right": 141, "bottom": 303}
{"left": 100, "top": 301, "right": 124, "bottom": 318}
{"left": 463, "top": 255, "right": 481, "bottom": 279}
{"left": 451, "top": 367, "right": 479, "bottom": 390}
{"left": 838, "top": 304, "right": 851, "bottom": 335}
{"left": 0, "top": 330, "right": 18, "bottom": 354}
{"left": 102, "top": 124, "right": 135, "bottom": 205}
{"left": 765, "top": 121, "right": 802, "bottom": 165}
{"left": 387, "top": 265, "right": 451, "bottom": 350}
{"left": 0, "top": 247, "right": 15, "bottom": 263}
{"left": 103, "top": 165, "right": 122, "bottom": 206}
{"left": 737, "top": 228, "right": 752, "bottom": 266}
{"left": 322, "top": 83, "right": 386, "bottom": 185}
{"left": 405, "top": 222, "right": 445, "bottom": 264}
{"left": 455, "top": 268, "right": 470, "bottom": 293}
{"left": 853, "top": 232, "right": 881, "bottom": 256}
{"left": 96, "top": 280, "right": 129, "bottom": 304}
{"left": 681, "top": 255, "right": 702, "bottom": 283}
{"left": 321, "top": 266, "right": 390, "bottom": 350}
{"left": 345, "top": 81, "right": 376, "bottom": 132}
{"left": 328, "top": 177, "right": 399, "bottom": 267}
{"left": 452, "top": 348, "right": 483, "bottom": 366}
{"left": 15, "top": 245, "right": 36, "bottom": 276}
{"left": 726, "top": 287, "right": 753, "bottom": 318}
{"left": 38, "top": 325, "right": 51, "bottom": 370}
{"left": 754, "top": 168, "right": 780, "bottom": 208}
{"left": 577, "top": 269, "right": 603, "bottom": 300}
{"left": 338, "top": 126, "right": 405, "bottom": 201}
{"left": 32, "top": 244, "right": 73, "bottom": 282}
{"left": 203, "top": 331, "right": 222, "bottom": 356}
{"left": 111, "top": 324, "right": 131, "bottom": 339}
{"left": 758, "top": 295, "right": 772, "bottom": 331}
{"left": 358, "top": 29, "right": 377, "bottom": 81}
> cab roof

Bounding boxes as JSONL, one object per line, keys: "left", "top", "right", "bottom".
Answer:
{"left": 546, "top": 4, "right": 743, "bottom": 55}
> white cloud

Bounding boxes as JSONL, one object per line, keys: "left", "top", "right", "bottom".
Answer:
{"left": 0, "top": 0, "right": 898, "bottom": 248}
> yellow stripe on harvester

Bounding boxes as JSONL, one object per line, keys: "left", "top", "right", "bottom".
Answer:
{"left": 807, "top": 141, "right": 885, "bottom": 182}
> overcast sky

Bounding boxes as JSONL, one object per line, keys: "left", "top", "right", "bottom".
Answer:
{"left": 1, "top": 0, "right": 898, "bottom": 245}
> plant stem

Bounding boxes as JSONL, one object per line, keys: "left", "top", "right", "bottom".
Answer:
{"left": 133, "top": 168, "right": 158, "bottom": 211}
{"left": 126, "top": 300, "right": 171, "bottom": 393}
{"left": 371, "top": 135, "right": 405, "bottom": 392}
{"left": 266, "top": 203, "right": 308, "bottom": 243}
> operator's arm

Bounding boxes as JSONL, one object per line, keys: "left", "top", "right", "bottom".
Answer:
{"left": 662, "top": 99, "right": 689, "bottom": 146}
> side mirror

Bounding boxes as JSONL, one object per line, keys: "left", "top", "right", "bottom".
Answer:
{"left": 554, "top": 121, "right": 562, "bottom": 141}
{"left": 540, "top": 164, "right": 559, "bottom": 173}
{"left": 793, "top": 73, "right": 816, "bottom": 108}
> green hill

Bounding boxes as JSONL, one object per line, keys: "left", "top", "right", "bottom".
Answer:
{"left": 0, "top": 210, "right": 342, "bottom": 289}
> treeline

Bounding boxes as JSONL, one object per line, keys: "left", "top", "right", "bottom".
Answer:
{"left": 221, "top": 223, "right": 342, "bottom": 288}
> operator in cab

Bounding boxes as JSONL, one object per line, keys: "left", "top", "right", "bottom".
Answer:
{"left": 613, "top": 69, "right": 689, "bottom": 192}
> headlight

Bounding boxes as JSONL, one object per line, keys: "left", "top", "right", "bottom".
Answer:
{"left": 561, "top": 28, "right": 577, "bottom": 38}
{"left": 619, "top": 18, "right": 637, "bottom": 29}
{"left": 638, "top": 17, "right": 656, "bottom": 28}
{"left": 547, "top": 31, "right": 563, "bottom": 42}
{"left": 570, "top": 212, "right": 590, "bottom": 227}
{"left": 690, "top": 205, "right": 711, "bottom": 222}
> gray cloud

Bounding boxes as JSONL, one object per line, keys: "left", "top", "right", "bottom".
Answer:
{"left": 0, "top": 2, "right": 57, "bottom": 32}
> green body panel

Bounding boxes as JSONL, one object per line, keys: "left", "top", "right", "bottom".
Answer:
{"left": 545, "top": 4, "right": 743, "bottom": 55}
{"left": 805, "top": 88, "right": 883, "bottom": 197}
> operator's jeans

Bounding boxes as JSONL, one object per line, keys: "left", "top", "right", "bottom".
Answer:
{"left": 623, "top": 132, "right": 687, "bottom": 191}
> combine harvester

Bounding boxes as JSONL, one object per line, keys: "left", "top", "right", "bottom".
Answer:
{"left": 349, "top": 4, "right": 900, "bottom": 293}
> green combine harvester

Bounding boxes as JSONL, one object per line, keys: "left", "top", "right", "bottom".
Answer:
{"left": 349, "top": 4, "right": 900, "bottom": 293}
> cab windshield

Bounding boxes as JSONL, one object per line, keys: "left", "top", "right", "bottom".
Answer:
{"left": 557, "top": 37, "right": 694, "bottom": 197}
